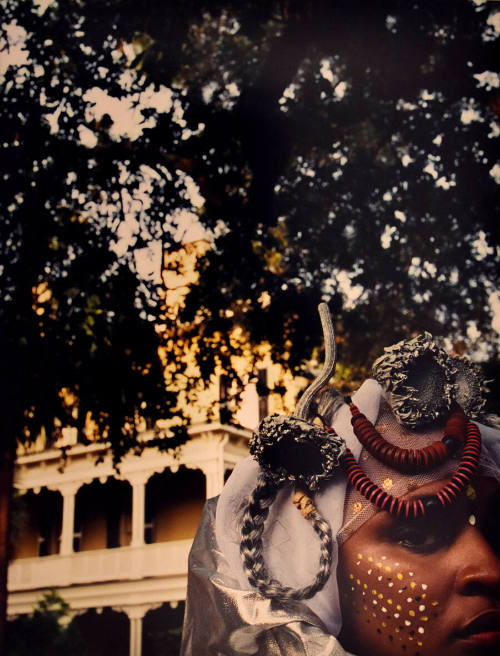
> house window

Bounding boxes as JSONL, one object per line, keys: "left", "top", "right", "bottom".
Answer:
{"left": 106, "top": 508, "right": 121, "bottom": 549}
{"left": 37, "top": 535, "right": 49, "bottom": 557}
{"left": 73, "top": 531, "right": 82, "bottom": 553}
{"left": 144, "top": 521, "right": 155, "bottom": 544}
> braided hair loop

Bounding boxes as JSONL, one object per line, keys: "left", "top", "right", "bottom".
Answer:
{"left": 239, "top": 475, "right": 333, "bottom": 600}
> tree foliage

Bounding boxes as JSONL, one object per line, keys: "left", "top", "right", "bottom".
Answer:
{"left": 6, "top": 590, "right": 89, "bottom": 656}
{"left": 1, "top": 0, "right": 499, "bottom": 450}
{"left": 0, "top": 0, "right": 193, "bottom": 455}
{"left": 171, "top": 0, "right": 500, "bottom": 375}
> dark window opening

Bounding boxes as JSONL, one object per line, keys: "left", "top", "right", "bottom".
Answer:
{"left": 73, "top": 531, "right": 82, "bottom": 553}
{"left": 144, "top": 521, "right": 155, "bottom": 544}
{"left": 106, "top": 510, "right": 120, "bottom": 549}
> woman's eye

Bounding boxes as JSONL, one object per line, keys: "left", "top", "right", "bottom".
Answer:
{"left": 390, "top": 522, "right": 450, "bottom": 553}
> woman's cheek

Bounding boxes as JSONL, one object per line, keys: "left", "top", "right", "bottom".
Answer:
{"left": 342, "top": 552, "right": 442, "bottom": 655}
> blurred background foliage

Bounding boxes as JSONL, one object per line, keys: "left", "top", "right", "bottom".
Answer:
{"left": 5, "top": 590, "right": 90, "bottom": 655}
{"left": 1, "top": 0, "right": 499, "bottom": 452}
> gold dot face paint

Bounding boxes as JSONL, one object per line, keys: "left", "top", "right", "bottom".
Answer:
{"left": 340, "top": 551, "right": 440, "bottom": 656}
{"left": 338, "top": 477, "right": 500, "bottom": 656}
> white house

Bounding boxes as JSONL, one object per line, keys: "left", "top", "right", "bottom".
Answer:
{"left": 8, "top": 421, "right": 251, "bottom": 656}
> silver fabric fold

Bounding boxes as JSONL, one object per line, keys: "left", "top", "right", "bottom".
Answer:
{"left": 181, "top": 498, "right": 353, "bottom": 656}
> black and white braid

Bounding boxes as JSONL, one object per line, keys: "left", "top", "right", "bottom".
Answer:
{"left": 238, "top": 304, "right": 341, "bottom": 600}
{"left": 239, "top": 474, "right": 333, "bottom": 600}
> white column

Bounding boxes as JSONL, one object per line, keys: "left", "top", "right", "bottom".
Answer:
{"left": 130, "top": 616, "right": 142, "bottom": 656}
{"left": 200, "top": 459, "right": 225, "bottom": 499}
{"left": 128, "top": 473, "right": 149, "bottom": 547}
{"left": 123, "top": 605, "right": 149, "bottom": 656}
{"left": 58, "top": 483, "right": 79, "bottom": 556}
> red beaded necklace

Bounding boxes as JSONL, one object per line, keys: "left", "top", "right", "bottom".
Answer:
{"left": 348, "top": 401, "right": 468, "bottom": 473}
{"left": 325, "top": 414, "right": 481, "bottom": 519}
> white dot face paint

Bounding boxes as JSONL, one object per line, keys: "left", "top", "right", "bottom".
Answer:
{"left": 340, "top": 549, "right": 443, "bottom": 656}
{"left": 338, "top": 478, "right": 500, "bottom": 656}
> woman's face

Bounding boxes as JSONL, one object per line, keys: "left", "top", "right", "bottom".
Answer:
{"left": 337, "top": 476, "right": 500, "bottom": 656}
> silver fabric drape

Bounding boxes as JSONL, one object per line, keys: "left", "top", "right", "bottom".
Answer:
{"left": 181, "top": 498, "right": 354, "bottom": 656}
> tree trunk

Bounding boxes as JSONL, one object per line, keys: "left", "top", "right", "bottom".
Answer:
{"left": 0, "top": 447, "right": 15, "bottom": 654}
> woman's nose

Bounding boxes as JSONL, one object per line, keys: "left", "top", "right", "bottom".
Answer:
{"left": 454, "top": 525, "right": 500, "bottom": 597}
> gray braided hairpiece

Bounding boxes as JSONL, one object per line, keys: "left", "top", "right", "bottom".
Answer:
{"left": 239, "top": 475, "right": 333, "bottom": 600}
{"left": 239, "top": 303, "right": 342, "bottom": 600}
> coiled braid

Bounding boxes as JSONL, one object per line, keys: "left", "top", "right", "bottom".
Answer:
{"left": 239, "top": 474, "right": 333, "bottom": 600}
{"left": 238, "top": 304, "right": 337, "bottom": 600}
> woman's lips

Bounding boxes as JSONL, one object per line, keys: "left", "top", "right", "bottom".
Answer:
{"left": 454, "top": 609, "right": 500, "bottom": 647}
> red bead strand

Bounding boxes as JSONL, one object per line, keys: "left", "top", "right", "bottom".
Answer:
{"left": 349, "top": 404, "right": 468, "bottom": 473}
{"left": 340, "top": 420, "right": 481, "bottom": 519}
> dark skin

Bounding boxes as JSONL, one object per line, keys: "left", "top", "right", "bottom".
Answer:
{"left": 337, "top": 477, "right": 500, "bottom": 656}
